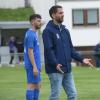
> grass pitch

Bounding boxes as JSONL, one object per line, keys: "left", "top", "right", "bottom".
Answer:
{"left": 0, "top": 65, "right": 100, "bottom": 100}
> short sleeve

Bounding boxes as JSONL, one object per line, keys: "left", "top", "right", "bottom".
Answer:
{"left": 27, "top": 33, "right": 34, "bottom": 49}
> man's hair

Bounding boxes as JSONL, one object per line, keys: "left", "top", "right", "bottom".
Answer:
{"left": 29, "top": 14, "right": 41, "bottom": 22}
{"left": 49, "top": 5, "right": 62, "bottom": 18}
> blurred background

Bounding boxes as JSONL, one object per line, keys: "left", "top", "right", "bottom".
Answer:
{"left": 0, "top": 0, "right": 100, "bottom": 100}
{"left": 0, "top": 0, "right": 100, "bottom": 66}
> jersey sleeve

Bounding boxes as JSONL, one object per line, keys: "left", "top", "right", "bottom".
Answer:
{"left": 27, "top": 33, "right": 34, "bottom": 49}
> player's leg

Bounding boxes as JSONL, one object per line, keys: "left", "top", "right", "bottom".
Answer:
{"left": 9, "top": 50, "right": 14, "bottom": 64}
{"left": 26, "top": 69, "right": 41, "bottom": 100}
{"left": 95, "top": 57, "right": 100, "bottom": 68}
{"left": 48, "top": 73, "right": 63, "bottom": 100}
{"left": 33, "top": 73, "right": 41, "bottom": 100}
{"left": 33, "top": 83, "right": 41, "bottom": 100}
{"left": 26, "top": 83, "right": 41, "bottom": 100}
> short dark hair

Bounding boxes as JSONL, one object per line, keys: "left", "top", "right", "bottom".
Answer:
{"left": 49, "top": 5, "right": 62, "bottom": 18}
{"left": 29, "top": 14, "right": 41, "bottom": 22}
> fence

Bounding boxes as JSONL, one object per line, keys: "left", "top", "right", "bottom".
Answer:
{"left": 0, "top": 50, "right": 100, "bottom": 67}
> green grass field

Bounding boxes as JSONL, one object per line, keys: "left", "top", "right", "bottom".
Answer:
{"left": 0, "top": 65, "right": 100, "bottom": 100}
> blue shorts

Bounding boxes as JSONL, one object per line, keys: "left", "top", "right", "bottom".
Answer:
{"left": 25, "top": 69, "right": 41, "bottom": 84}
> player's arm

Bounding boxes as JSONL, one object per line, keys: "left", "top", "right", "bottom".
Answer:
{"left": 28, "top": 48, "right": 38, "bottom": 76}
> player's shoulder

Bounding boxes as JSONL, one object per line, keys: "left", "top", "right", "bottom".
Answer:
{"left": 26, "top": 28, "right": 35, "bottom": 37}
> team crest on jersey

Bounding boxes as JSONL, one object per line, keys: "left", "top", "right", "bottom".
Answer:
{"left": 37, "top": 42, "right": 39, "bottom": 45}
{"left": 56, "top": 33, "right": 60, "bottom": 39}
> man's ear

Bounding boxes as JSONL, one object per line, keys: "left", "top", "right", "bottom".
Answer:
{"left": 31, "top": 19, "right": 34, "bottom": 25}
{"left": 52, "top": 13, "right": 55, "bottom": 19}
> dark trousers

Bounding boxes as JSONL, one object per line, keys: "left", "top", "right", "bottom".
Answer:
{"left": 9, "top": 50, "right": 14, "bottom": 64}
{"left": 94, "top": 56, "right": 100, "bottom": 68}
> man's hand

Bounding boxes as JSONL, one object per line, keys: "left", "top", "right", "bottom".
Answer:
{"left": 56, "top": 64, "right": 64, "bottom": 73}
{"left": 83, "top": 58, "right": 94, "bottom": 67}
{"left": 33, "top": 67, "right": 38, "bottom": 76}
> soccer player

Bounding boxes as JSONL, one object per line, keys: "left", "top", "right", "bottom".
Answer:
{"left": 24, "top": 14, "right": 42, "bottom": 100}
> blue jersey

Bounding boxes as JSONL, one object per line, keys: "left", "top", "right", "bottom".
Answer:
{"left": 24, "top": 29, "right": 41, "bottom": 70}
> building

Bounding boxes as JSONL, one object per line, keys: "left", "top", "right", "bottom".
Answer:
{"left": 0, "top": 21, "right": 30, "bottom": 64}
{"left": 56, "top": 0, "right": 100, "bottom": 65}
{"left": 57, "top": 0, "right": 100, "bottom": 47}
{"left": 0, "top": 0, "right": 25, "bottom": 9}
{"left": 30, "top": 0, "right": 100, "bottom": 47}
{"left": 30, "top": 0, "right": 55, "bottom": 21}
{"left": 0, "top": 21, "right": 30, "bottom": 46}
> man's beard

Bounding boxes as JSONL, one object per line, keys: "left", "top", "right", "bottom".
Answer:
{"left": 35, "top": 25, "right": 41, "bottom": 30}
{"left": 56, "top": 18, "right": 63, "bottom": 24}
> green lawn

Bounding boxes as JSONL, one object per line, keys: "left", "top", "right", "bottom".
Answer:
{"left": 0, "top": 7, "right": 34, "bottom": 21}
{"left": 0, "top": 65, "right": 100, "bottom": 100}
